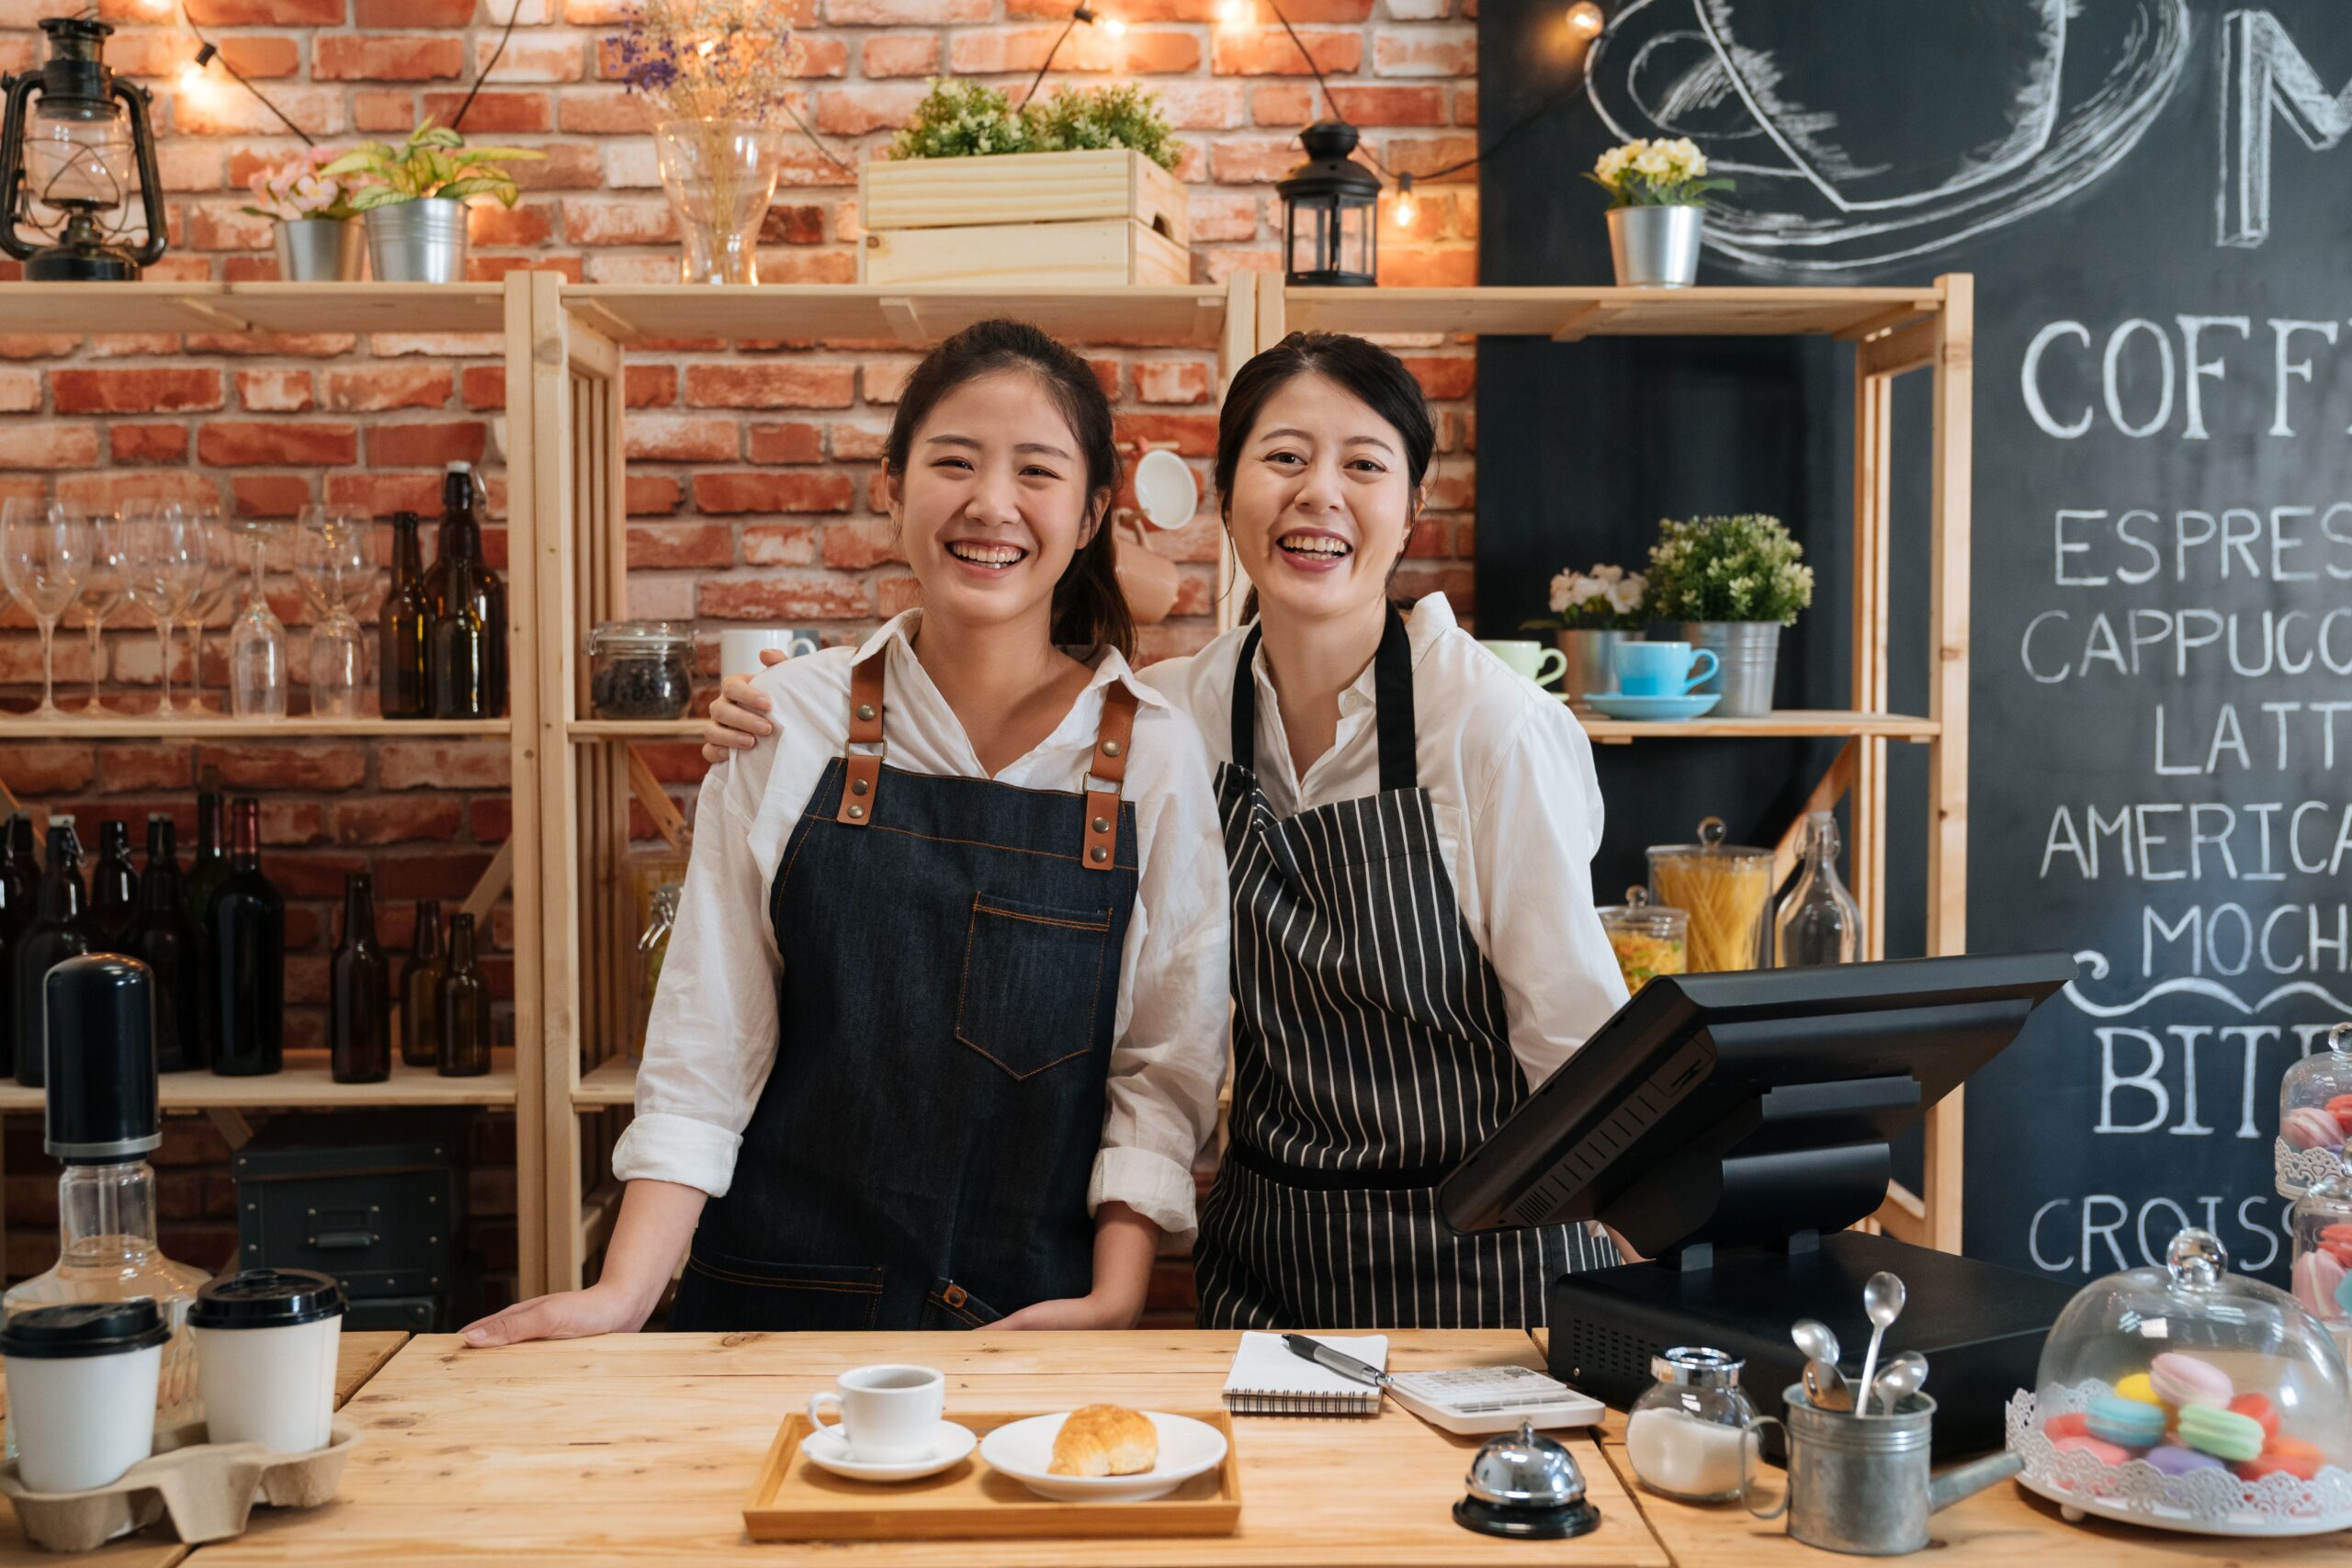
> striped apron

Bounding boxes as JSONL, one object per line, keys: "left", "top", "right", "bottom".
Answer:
{"left": 1194, "top": 609, "right": 1610, "bottom": 1330}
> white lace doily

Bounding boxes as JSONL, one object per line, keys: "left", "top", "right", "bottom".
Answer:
{"left": 2007, "top": 1382, "right": 2352, "bottom": 1537}
{"left": 2277, "top": 1137, "right": 2344, "bottom": 1201}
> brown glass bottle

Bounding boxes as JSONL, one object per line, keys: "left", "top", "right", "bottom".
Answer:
{"left": 429, "top": 553, "right": 490, "bottom": 720}
{"left": 0, "top": 813, "right": 30, "bottom": 1080}
{"left": 126, "top": 816, "right": 204, "bottom": 1073}
{"left": 379, "top": 510, "right": 431, "bottom": 720}
{"left": 400, "top": 899, "right": 443, "bottom": 1068}
{"left": 436, "top": 912, "right": 490, "bottom": 1077}
{"left": 90, "top": 819, "right": 139, "bottom": 949}
{"left": 424, "top": 464, "right": 506, "bottom": 718}
{"left": 328, "top": 873, "right": 390, "bottom": 1084}
{"left": 205, "top": 798, "right": 282, "bottom": 1077}
{"left": 13, "top": 818, "right": 91, "bottom": 1089}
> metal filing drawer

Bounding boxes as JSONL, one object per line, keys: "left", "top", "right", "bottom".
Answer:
{"left": 232, "top": 1111, "right": 470, "bottom": 1305}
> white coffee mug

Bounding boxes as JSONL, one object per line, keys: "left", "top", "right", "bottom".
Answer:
{"left": 807, "top": 1363, "right": 944, "bottom": 1462}
{"left": 720, "top": 627, "right": 819, "bottom": 679}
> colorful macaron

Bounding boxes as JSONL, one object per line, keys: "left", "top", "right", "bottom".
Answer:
{"left": 2228, "top": 1392, "right": 2280, "bottom": 1439}
{"left": 2041, "top": 1412, "right": 2089, "bottom": 1441}
{"left": 2144, "top": 1443, "right": 2222, "bottom": 1476}
{"left": 2295, "top": 1249, "right": 2349, "bottom": 1318}
{"left": 2328, "top": 1093, "right": 2352, "bottom": 1134}
{"left": 2110, "top": 1371, "right": 2162, "bottom": 1406}
{"left": 2148, "top": 1351, "right": 2233, "bottom": 1409}
{"left": 2176, "top": 1403, "right": 2266, "bottom": 1463}
{"left": 2052, "top": 1433, "right": 2132, "bottom": 1467}
{"left": 2286, "top": 1106, "right": 2347, "bottom": 1149}
{"left": 2239, "top": 1436, "right": 2324, "bottom": 1482}
{"left": 2084, "top": 1393, "right": 2166, "bottom": 1449}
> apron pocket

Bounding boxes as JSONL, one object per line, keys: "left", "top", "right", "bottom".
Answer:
{"left": 674, "top": 1250, "right": 885, "bottom": 1332}
{"left": 954, "top": 892, "right": 1113, "bottom": 1080}
{"left": 922, "top": 1279, "right": 1005, "bottom": 1330}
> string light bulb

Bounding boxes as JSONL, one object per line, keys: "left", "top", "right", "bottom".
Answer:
{"left": 1566, "top": 1, "right": 1604, "bottom": 38}
{"left": 1102, "top": 12, "right": 1128, "bottom": 33}
{"left": 176, "top": 41, "right": 217, "bottom": 95}
{"left": 1390, "top": 173, "right": 1419, "bottom": 229}
{"left": 1219, "top": 0, "right": 1251, "bottom": 25}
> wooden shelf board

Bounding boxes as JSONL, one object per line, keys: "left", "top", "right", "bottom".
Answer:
{"left": 0, "top": 715, "right": 510, "bottom": 740}
{"left": 1284, "top": 285, "right": 1945, "bottom": 341}
{"left": 566, "top": 717, "right": 705, "bottom": 740}
{"left": 0, "top": 281, "right": 504, "bottom": 338}
{"left": 561, "top": 284, "right": 1230, "bottom": 347}
{"left": 574, "top": 1055, "right": 637, "bottom": 1108}
{"left": 1579, "top": 709, "right": 1940, "bottom": 744}
{"left": 0, "top": 1051, "right": 517, "bottom": 1113}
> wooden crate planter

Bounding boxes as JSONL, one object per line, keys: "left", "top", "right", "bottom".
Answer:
{"left": 859, "top": 149, "right": 1193, "bottom": 287}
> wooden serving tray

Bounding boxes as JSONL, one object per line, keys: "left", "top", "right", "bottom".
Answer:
{"left": 742, "top": 1409, "right": 1242, "bottom": 1542}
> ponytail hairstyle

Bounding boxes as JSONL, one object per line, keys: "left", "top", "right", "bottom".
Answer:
{"left": 1213, "top": 331, "right": 1439, "bottom": 624}
{"left": 884, "top": 318, "right": 1133, "bottom": 660}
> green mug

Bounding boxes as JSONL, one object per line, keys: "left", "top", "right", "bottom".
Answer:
{"left": 1479, "top": 639, "right": 1569, "bottom": 690}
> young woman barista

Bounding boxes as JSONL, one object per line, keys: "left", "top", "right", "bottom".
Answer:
{"left": 704, "top": 333, "right": 1628, "bottom": 1330}
{"left": 462, "top": 321, "right": 1227, "bottom": 1343}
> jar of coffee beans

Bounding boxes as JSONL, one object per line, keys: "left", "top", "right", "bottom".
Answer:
{"left": 587, "top": 621, "right": 696, "bottom": 719}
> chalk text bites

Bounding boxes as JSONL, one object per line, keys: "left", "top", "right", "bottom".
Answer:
{"left": 2021, "top": 316, "right": 2352, "bottom": 439}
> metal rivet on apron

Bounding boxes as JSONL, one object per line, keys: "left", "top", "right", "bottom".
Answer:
{"left": 851, "top": 777, "right": 869, "bottom": 795}
{"left": 856, "top": 703, "right": 876, "bottom": 722}
{"left": 942, "top": 1284, "right": 967, "bottom": 1308}
{"left": 847, "top": 804, "right": 866, "bottom": 820}
{"left": 1092, "top": 816, "right": 1110, "bottom": 833}
{"left": 1089, "top": 846, "right": 1108, "bottom": 863}
{"left": 1101, "top": 739, "right": 1122, "bottom": 758}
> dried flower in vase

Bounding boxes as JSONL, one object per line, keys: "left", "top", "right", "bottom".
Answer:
{"left": 613, "top": 0, "right": 806, "bottom": 127}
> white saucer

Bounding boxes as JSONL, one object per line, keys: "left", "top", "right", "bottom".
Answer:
{"left": 979, "top": 1412, "right": 1228, "bottom": 1503}
{"left": 799, "top": 1419, "right": 977, "bottom": 1482}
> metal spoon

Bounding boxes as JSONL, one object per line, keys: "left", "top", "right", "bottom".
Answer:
{"left": 1802, "top": 1357, "right": 1853, "bottom": 1413}
{"left": 1791, "top": 1318, "right": 1841, "bottom": 1367}
{"left": 1872, "top": 1350, "right": 1928, "bottom": 1416}
{"left": 1855, "top": 1271, "right": 1905, "bottom": 1408}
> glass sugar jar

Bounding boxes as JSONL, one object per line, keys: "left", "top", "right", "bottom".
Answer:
{"left": 1624, "top": 1347, "right": 1758, "bottom": 1503}
{"left": 1598, "top": 886, "right": 1688, "bottom": 996}
{"left": 2278, "top": 1021, "right": 2352, "bottom": 1200}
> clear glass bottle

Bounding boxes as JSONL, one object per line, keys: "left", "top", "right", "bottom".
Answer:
{"left": 1624, "top": 1348, "right": 1758, "bottom": 1503}
{"left": 2290, "top": 1156, "right": 2352, "bottom": 1359}
{"left": 1774, "top": 809, "right": 1861, "bottom": 968}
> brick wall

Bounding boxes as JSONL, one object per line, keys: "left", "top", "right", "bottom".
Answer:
{"left": 0, "top": 0, "right": 1482, "bottom": 1312}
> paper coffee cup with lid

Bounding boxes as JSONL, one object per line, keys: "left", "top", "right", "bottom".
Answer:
{"left": 0, "top": 1299, "right": 170, "bottom": 1493}
{"left": 189, "top": 1269, "right": 346, "bottom": 1453}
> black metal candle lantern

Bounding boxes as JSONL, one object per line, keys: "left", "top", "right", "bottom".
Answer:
{"left": 0, "top": 18, "right": 166, "bottom": 282}
{"left": 1278, "top": 121, "right": 1379, "bottom": 288}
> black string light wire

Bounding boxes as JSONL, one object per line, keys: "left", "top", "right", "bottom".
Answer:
{"left": 1020, "top": 4, "right": 1125, "bottom": 110}
{"left": 174, "top": 0, "right": 528, "bottom": 141}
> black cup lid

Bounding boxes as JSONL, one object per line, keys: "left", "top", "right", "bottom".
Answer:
{"left": 0, "top": 1299, "right": 169, "bottom": 1359}
{"left": 188, "top": 1269, "right": 345, "bottom": 1329}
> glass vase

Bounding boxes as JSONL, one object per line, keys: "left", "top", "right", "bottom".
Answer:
{"left": 654, "top": 118, "right": 782, "bottom": 286}
{"left": 1774, "top": 809, "right": 1861, "bottom": 967}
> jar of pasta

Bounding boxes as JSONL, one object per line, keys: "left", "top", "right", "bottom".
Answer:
{"left": 1600, "top": 886, "right": 1688, "bottom": 995}
{"left": 1647, "top": 817, "right": 1774, "bottom": 973}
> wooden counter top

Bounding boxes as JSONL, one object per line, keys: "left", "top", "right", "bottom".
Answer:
{"left": 0, "top": 1330, "right": 408, "bottom": 1568}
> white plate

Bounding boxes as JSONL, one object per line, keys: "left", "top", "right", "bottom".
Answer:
{"left": 799, "top": 1419, "right": 977, "bottom": 1483}
{"left": 978, "top": 1411, "right": 1227, "bottom": 1503}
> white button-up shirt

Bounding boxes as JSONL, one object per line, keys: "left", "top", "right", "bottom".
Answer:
{"left": 611, "top": 611, "right": 1230, "bottom": 1241}
{"left": 1145, "top": 593, "right": 1629, "bottom": 1088}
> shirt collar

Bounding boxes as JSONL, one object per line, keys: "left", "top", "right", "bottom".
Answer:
{"left": 1249, "top": 591, "right": 1459, "bottom": 715}
{"left": 852, "top": 609, "right": 1170, "bottom": 713}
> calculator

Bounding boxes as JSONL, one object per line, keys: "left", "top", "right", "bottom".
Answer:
{"left": 1384, "top": 1365, "right": 1607, "bottom": 1435}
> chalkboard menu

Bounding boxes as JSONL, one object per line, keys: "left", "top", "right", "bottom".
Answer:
{"left": 1479, "top": 0, "right": 2352, "bottom": 1282}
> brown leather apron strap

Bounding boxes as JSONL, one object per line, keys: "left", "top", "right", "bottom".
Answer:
{"left": 837, "top": 653, "right": 886, "bottom": 827}
{"left": 1081, "top": 683, "right": 1139, "bottom": 871}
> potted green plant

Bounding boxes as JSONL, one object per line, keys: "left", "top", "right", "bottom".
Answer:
{"left": 1644, "top": 514, "right": 1814, "bottom": 716}
{"left": 321, "top": 120, "right": 543, "bottom": 284}
{"left": 1587, "top": 137, "right": 1732, "bottom": 288}
{"left": 242, "top": 147, "right": 363, "bottom": 281}
{"left": 1523, "top": 563, "right": 1646, "bottom": 709}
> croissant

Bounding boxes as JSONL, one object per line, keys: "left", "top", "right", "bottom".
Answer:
{"left": 1047, "top": 1404, "right": 1159, "bottom": 1477}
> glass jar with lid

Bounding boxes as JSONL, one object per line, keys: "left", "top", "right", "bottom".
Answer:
{"left": 587, "top": 620, "right": 696, "bottom": 719}
{"left": 2008, "top": 1226, "right": 2352, "bottom": 1535}
{"left": 2290, "top": 1158, "right": 2352, "bottom": 1359}
{"left": 1598, "top": 886, "right": 1688, "bottom": 996}
{"left": 1647, "top": 817, "right": 1773, "bottom": 973}
{"left": 1624, "top": 1347, "right": 1758, "bottom": 1502}
{"left": 2278, "top": 1021, "right": 2352, "bottom": 1199}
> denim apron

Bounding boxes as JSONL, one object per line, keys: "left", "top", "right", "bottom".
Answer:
{"left": 669, "top": 649, "right": 1143, "bottom": 1331}
{"left": 1193, "top": 609, "right": 1607, "bottom": 1330}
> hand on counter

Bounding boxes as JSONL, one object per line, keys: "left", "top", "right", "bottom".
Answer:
{"left": 463, "top": 1179, "right": 703, "bottom": 1347}
{"left": 701, "top": 650, "right": 787, "bottom": 764}
{"left": 461, "top": 1282, "right": 658, "bottom": 1347}
{"left": 991, "top": 1292, "right": 1147, "bottom": 1331}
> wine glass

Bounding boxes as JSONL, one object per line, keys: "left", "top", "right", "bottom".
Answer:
{"left": 68, "top": 505, "right": 122, "bottom": 716}
{"left": 296, "top": 506, "right": 370, "bottom": 719}
{"left": 226, "top": 520, "right": 288, "bottom": 719}
{"left": 177, "top": 503, "right": 235, "bottom": 716}
{"left": 109, "top": 501, "right": 208, "bottom": 717}
{"left": 1, "top": 497, "right": 91, "bottom": 717}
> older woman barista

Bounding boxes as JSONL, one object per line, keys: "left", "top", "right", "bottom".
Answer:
{"left": 705, "top": 333, "right": 1627, "bottom": 1329}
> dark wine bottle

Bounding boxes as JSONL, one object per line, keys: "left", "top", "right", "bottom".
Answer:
{"left": 183, "top": 792, "right": 230, "bottom": 932}
{"left": 430, "top": 553, "right": 490, "bottom": 720}
{"left": 424, "top": 463, "right": 506, "bottom": 718}
{"left": 436, "top": 911, "right": 490, "bottom": 1077}
{"left": 126, "top": 815, "right": 204, "bottom": 1074}
{"left": 379, "top": 510, "right": 432, "bottom": 720}
{"left": 14, "top": 817, "right": 92, "bottom": 1089}
{"left": 329, "top": 873, "right": 391, "bottom": 1084}
{"left": 400, "top": 898, "right": 444, "bottom": 1068}
{"left": 0, "top": 811, "right": 34, "bottom": 1079}
{"left": 90, "top": 819, "right": 139, "bottom": 948}
{"left": 205, "top": 798, "right": 283, "bottom": 1077}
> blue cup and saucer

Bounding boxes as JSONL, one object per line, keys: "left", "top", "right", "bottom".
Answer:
{"left": 1584, "top": 642, "right": 1722, "bottom": 721}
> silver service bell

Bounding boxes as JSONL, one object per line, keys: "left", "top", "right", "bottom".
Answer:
{"left": 1453, "top": 1417, "right": 1602, "bottom": 1540}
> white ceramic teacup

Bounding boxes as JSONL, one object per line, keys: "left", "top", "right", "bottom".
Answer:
{"left": 808, "top": 1363, "right": 944, "bottom": 1462}
{"left": 1479, "top": 638, "right": 1569, "bottom": 690}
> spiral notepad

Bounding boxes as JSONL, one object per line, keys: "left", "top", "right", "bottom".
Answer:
{"left": 1220, "top": 1332, "right": 1389, "bottom": 1416}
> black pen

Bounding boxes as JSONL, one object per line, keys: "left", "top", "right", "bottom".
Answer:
{"left": 1283, "top": 1333, "right": 1394, "bottom": 1393}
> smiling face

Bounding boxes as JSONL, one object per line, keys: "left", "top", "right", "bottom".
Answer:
{"left": 1226, "top": 372, "right": 1420, "bottom": 625}
{"left": 890, "top": 368, "right": 1109, "bottom": 638}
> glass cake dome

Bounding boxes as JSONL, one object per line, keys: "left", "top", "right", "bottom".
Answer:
{"left": 2278, "top": 1022, "right": 2352, "bottom": 1200}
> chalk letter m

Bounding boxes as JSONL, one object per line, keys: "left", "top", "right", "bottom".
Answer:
{"left": 2220, "top": 10, "right": 2352, "bottom": 247}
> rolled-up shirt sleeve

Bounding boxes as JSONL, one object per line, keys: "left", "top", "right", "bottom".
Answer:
{"left": 1088, "top": 705, "right": 1229, "bottom": 1243}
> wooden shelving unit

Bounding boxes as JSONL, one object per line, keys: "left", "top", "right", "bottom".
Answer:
{"left": 1260, "top": 276, "right": 1975, "bottom": 1251}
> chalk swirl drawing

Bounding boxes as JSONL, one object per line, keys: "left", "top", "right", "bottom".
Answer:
{"left": 1583, "top": 0, "right": 2192, "bottom": 273}
{"left": 2061, "top": 949, "right": 2352, "bottom": 1018}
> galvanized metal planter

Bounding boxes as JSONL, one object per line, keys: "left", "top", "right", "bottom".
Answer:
{"left": 363, "top": 198, "right": 468, "bottom": 284}
{"left": 1606, "top": 204, "right": 1703, "bottom": 288}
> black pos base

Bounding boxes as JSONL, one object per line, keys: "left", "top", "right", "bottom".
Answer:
{"left": 1439, "top": 953, "right": 2084, "bottom": 1461}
